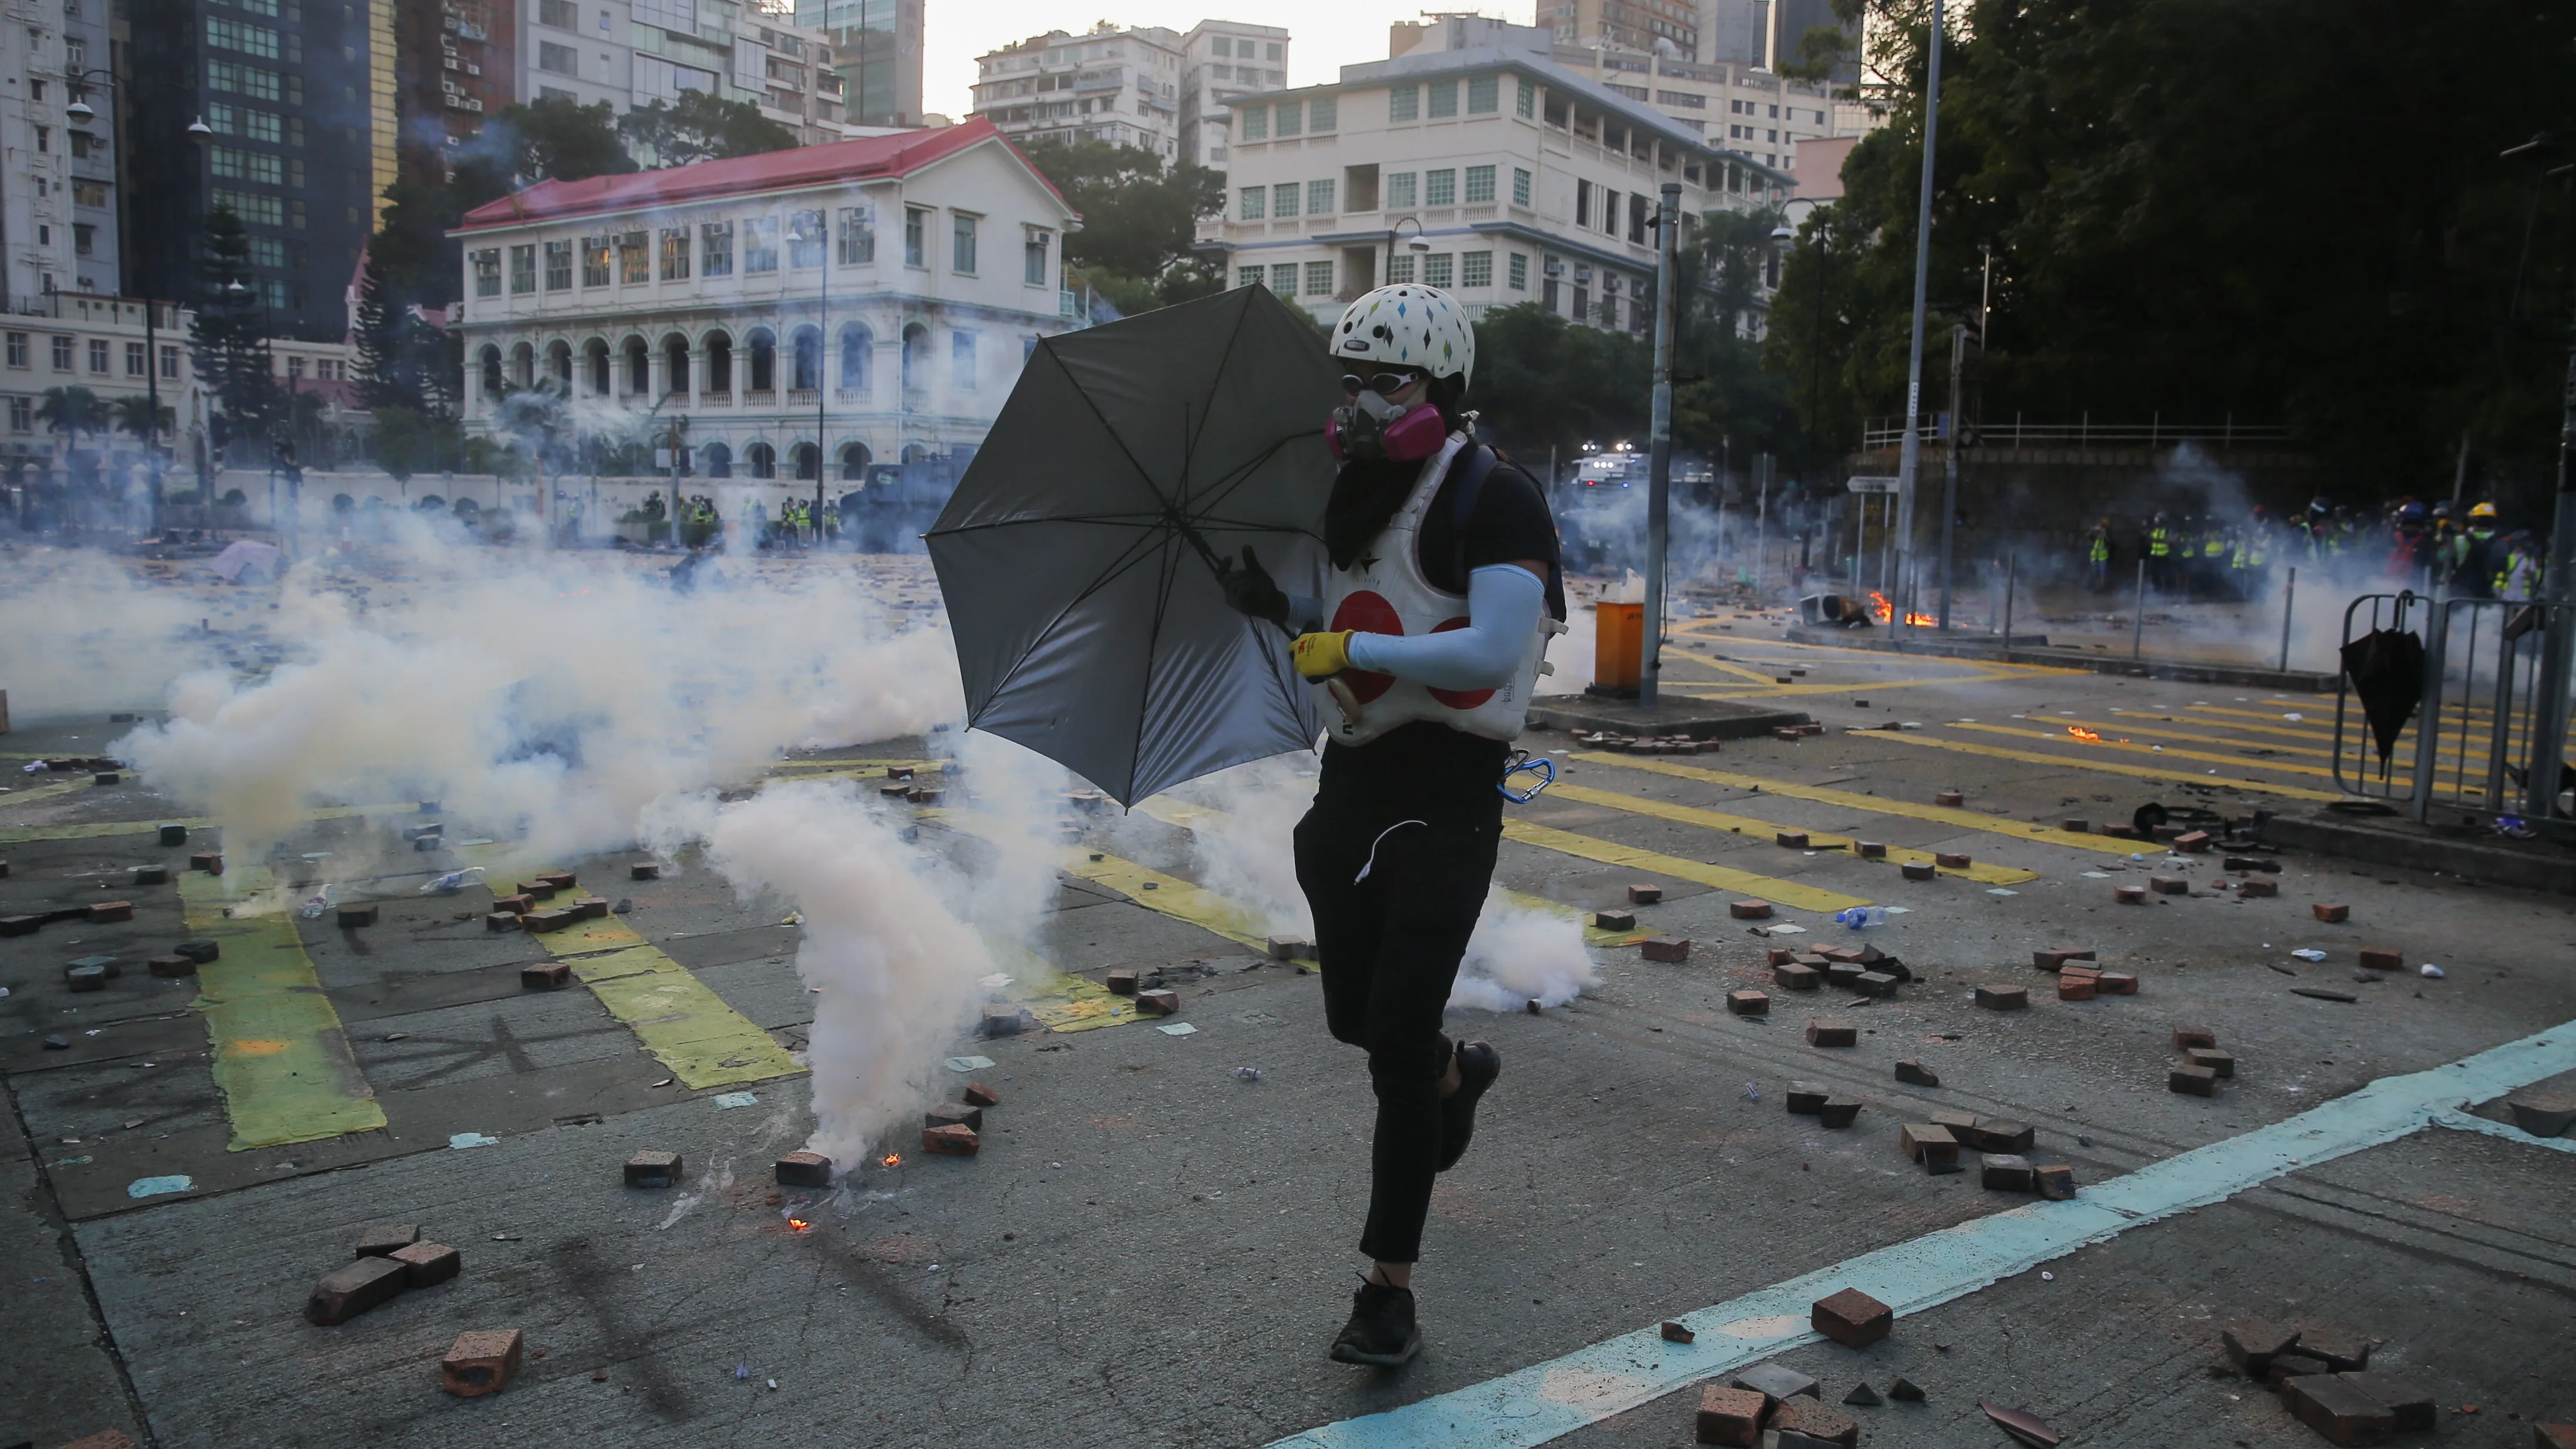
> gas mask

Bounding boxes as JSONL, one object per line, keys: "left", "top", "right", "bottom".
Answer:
{"left": 1327, "top": 387, "right": 1448, "bottom": 463}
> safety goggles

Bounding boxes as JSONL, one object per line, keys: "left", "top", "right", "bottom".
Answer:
{"left": 1340, "top": 370, "right": 1425, "bottom": 397}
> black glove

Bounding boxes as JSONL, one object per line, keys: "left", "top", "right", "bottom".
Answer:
{"left": 1215, "top": 545, "right": 1291, "bottom": 632}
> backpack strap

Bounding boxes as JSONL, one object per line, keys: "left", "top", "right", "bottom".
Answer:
{"left": 1447, "top": 443, "right": 1498, "bottom": 589}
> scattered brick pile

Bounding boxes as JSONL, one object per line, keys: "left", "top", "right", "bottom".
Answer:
{"left": 1767, "top": 944, "right": 1910, "bottom": 999}
{"left": 304, "top": 1223, "right": 463, "bottom": 1326}
{"left": 1571, "top": 730, "right": 1725, "bottom": 754}
{"left": 1694, "top": 1359, "right": 1864, "bottom": 1447}
{"left": 2221, "top": 1319, "right": 2444, "bottom": 1446}
{"left": 2168, "top": 1025, "right": 2234, "bottom": 1097}
{"left": 922, "top": 1081, "right": 997, "bottom": 1157}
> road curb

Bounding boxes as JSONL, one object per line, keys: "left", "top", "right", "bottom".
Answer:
{"left": 1781, "top": 626, "right": 2341, "bottom": 693}
{"left": 1527, "top": 697, "right": 1813, "bottom": 740}
{"left": 2265, "top": 811, "right": 2576, "bottom": 895}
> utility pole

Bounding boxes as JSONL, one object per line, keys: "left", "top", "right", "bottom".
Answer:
{"left": 1641, "top": 181, "right": 1682, "bottom": 707}
{"left": 1893, "top": 0, "right": 1947, "bottom": 613}
{"left": 1938, "top": 321, "right": 1965, "bottom": 628}
{"left": 2501, "top": 134, "right": 2574, "bottom": 826}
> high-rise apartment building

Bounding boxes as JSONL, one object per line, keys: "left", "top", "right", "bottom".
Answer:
{"left": 123, "top": 0, "right": 398, "bottom": 341}
{"left": 1177, "top": 21, "right": 1285, "bottom": 169}
{"left": 3, "top": 0, "right": 121, "bottom": 304}
{"left": 796, "top": 0, "right": 923, "bottom": 129}
{"left": 398, "top": 0, "right": 517, "bottom": 160}
{"left": 1541, "top": 0, "right": 1699, "bottom": 58}
{"left": 969, "top": 24, "right": 1186, "bottom": 160}
{"left": 514, "top": 0, "right": 846, "bottom": 147}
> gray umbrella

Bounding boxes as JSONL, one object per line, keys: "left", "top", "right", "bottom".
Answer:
{"left": 927, "top": 286, "right": 1339, "bottom": 806}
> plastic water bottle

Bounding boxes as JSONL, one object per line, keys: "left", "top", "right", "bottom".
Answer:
{"left": 296, "top": 884, "right": 335, "bottom": 919}
{"left": 1835, "top": 905, "right": 1887, "bottom": 929}
{"left": 419, "top": 866, "right": 487, "bottom": 895}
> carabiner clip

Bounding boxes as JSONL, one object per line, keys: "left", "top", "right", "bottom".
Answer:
{"left": 1498, "top": 752, "right": 1555, "bottom": 804}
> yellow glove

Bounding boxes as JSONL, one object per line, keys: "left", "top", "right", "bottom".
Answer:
{"left": 1291, "top": 629, "right": 1356, "bottom": 680}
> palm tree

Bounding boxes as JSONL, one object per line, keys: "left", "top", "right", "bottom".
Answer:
{"left": 110, "top": 393, "right": 174, "bottom": 446}
{"left": 36, "top": 385, "right": 105, "bottom": 443}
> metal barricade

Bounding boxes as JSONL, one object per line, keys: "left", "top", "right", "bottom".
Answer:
{"left": 2332, "top": 592, "right": 2575, "bottom": 828}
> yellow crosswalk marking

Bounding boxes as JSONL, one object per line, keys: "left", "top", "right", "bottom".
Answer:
{"left": 0, "top": 774, "right": 119, "bottom": 813}
{"left": 2111, "top": 710, "right": 2332, "bottom": 742}
{"left": 516, "top": 878, "right": 802, "bottom": 1090}
{"left": 1944, "top": 721, "right": 2352, "bottom": 780}
{"left": 179, "top": 868, "right": 388, "bottom": 1151}
{"left": 1868, "top": 732, "right": 2352, "bottom": 803}
{"left": 0, "top": 802, "right": 423, "bottom": 846}
{"left": 1569, "top": 752, "right": 2135, "bottom": 854}
{"left": 1499, "top": 819, "right": 1868, "bottom": 913}
{"left": 1540, "top": 781, "right": 2038, "bottom": 884}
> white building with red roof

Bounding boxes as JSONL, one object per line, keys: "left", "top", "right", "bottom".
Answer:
{"left": 451, "top": 118, "right": 1079, "bottom": 498}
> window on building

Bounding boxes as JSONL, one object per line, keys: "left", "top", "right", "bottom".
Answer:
{"left": 1462, "top": 251, "right": 1492, "bottom": 288}
{"left": 72, "top": 223, "right": 93, "bottom": 255}
{"left": 544, "top": 240, "right": 573, "bottom": 290}
{"left": 1386, "top": 253, "right": 1415, "bottom": 284}
{"left": 1271, "top": 183, "right": 1299, "bottom": 218}
{"left": 1302, "top": 260, "right": 1332, "bottom": 295}
{"left": 72, "top": 180, "right": 105, "bottom": 208}
{"left": 1464, "top": 166, "right": 1494, "bottom": 204}
{"left": 619, "top": 231, "right": 649, "bottom": 283}
{"left": 695, "top": 221, "right": 732, "bottom": 277}
{"left": 1024, "top": 227, "right": 1050, "bottom": 285}
{"left": 780, "top": 210, "right": 821, "bottom": 267}
{"left": 1239, "top": 264, "right": 1263, "bottom": 288}
{"left": 658, "top": 227, "right": 690, "bottom": 280}
{"left": 743, "top": 216, "right": 779, "bottom": 272}
{"left": 1423, "top": 253, "right": 1453, "bottom": 288}
{"left": 537, "top": 41, "right": 577, "bottom": 75}
{"left": 7, "top": 397, "right": 25, "bottom": 432}
{"left": 161, "top": 345, "right": 181, "bottom": 379}
{"left": 1309, "top": 95, "right": 1336, "bottom": 132}
{"left": 3, "top": 333, "right": 22, "bottom": 368}
{"left": 1211, "top": 36, "right": 1231, "bottom": 56}
{"left": 86, "top": 338, "right": 107, "bottom": 372}
{"left": 1238, "top": 186, "right": 1265, "bottom": 221}
{"left": 1267, "top": 42, "right": 1281, "bottom": 60}
{"left": 1601, "top": 188, "right": 1618, "bottom": 234}
{"left": 1425, "top": 169, "right": 1455, "bottom": 206}
{"left": 206, "top": 16, "right": 280, "bottom": 57}
{"left": 208, "top": 60, "right": 285, "bottom": 102}
{"left": 951, "top": 214, "right": 978, "bottom": 273}
{"left": 539, "top": 0, "right": 575, "bottom": 25}
{"left": 1388, "top": 84, "right": 1417, "bottom": 123}
{"left": 951, "top": 329, "right": 976, "bottom": 389}
{"left": 1427, "top": 80, "right": 1457, "bottom": 118}
{"left": 473, "top": 247, "right": 502, "bottom": 296}
{"left": 1275, "top": 100, "right": 1300, "bottom": 137}
{"left": 1516, "top": 77, "right": 1536, "bottom": 117}
{"left": 508, "top": 244, "right": 535, "bottom": 294}
{"left": 1467, "top": 74, "right": 1498, "bottom": 113}
{"left": 1306, "top": 178, "right": 1334, "bottom": 215}
{"left": 580, "top": 236, "right": 610, "bottom": 287}
{"left": 1507, "top": 252, "right": 1527, "bottom": 289}
{"left": 904, "top": 207, "right": 927, "bottom": 267}
{"left": 1381, "top": 173, "right": 1415, "bottom": 212}
{"left": 1629, "top": 193, "right": 1648, "bottom": 244}
{"left": 839, "top": 205, "right": 874, "bottom": 264}
{"left": 210, "top": 146, "right": 283, "bottom": 185}
{"left": 1239, "top": 105, "right": 1266, "bottom": 140}
{"left": 1270, "top": 262, "right": 1297, "bottom": 292}
{"left": 1512, "top": 167, "right": 1533, "bottom": 207}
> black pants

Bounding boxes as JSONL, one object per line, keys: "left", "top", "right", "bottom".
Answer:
{"left": 1293, "top": 804, "right": 1502, "bottom": 1264}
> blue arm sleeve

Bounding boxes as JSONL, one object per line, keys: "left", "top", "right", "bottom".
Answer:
{"left": 1345, "top": 565, "right": 1545, "bottom": 689}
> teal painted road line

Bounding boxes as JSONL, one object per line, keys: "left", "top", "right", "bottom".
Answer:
{"left": 2432, "top": 1108, "right": 2576, "bottom": 1157}
{"left": 1267, "top": 1022, "right": 2576, "bottom": 1449}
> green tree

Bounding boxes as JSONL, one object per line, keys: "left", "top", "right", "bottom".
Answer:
{"left": 1468, "top": 303, "right": 1653, "bottom": 462}
{"left": 36, "top": 385, "right": 105, "bottom": 442}
{"left": 368, "top": 406, "right": 466, "bottom": 481}
{"left": 189, "top": 206, "right": 284, "bottom": 454}
{"left": 620, "top": 90, "right": 797, "bottom": 167}
{"left": 466, "top": 95, "right": 637, "bottom": 187}
{"left": 109, "top": 393, "right": 174, "bottom": 443}
{"left": 1763, "top": 0, "right": 2576, "bottom": 499}
{"left": 1019, "top": 139, "right": 1225, "bottom": 309}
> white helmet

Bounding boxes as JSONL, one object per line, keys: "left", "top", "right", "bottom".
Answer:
{"left": 1331, "top": 284, "right": 1474, "bottom": 390}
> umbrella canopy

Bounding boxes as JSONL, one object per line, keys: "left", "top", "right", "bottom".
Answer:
{"left": 2340, "top": 626, "right": 2426, "bottom": 773}
{"left": 927, "top": 286, "right": 1341, "bottom": 805}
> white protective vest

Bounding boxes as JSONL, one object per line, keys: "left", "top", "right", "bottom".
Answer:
{"left": 1318, "top": 433, "right": 1565, "bottom": 747}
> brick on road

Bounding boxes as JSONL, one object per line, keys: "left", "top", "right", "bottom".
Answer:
{"left": 1628, "top": 883, "right": 1664, "bottom": 904}
{"left": 923, "top": 1123, "right": 980, "bottom": 1156}
{"left": 2335, "top": 1373, "right": 2433, "bottom": 1431}
{"left": 1726, "top": 989, "right": 1769, "bottom": 1015}
{"left": 776, "top": 1151, "right": 833, "bottom": 1187}
{"left": 1894, "top": 1059, "right": 1939, "bottom": 1087}
{"left": 1694, "top": 1383, "right": 1766, "bottom": 1446}
{"left": 1804, "top": 1017, "right": 1856, "bottom": 1047}
{"left": 1810, "top": 1288, "right": 1892, "bottom": 1347}
{"left": 2282, "top": 1373, "right": 2396, "bottom": 1447}
{"left": 1642, "top": 937, "right": 1692, "bottom": 962}
{"left": 442, "top": 1329, "right": 525, "bottom": 1398}
{"left": 1981, "top": 1153, "right": 2034, "bottom": 1191}
{"left": 624, "top": 1151, "right": 682, "bottom": 1188}
{"left": 305, "top": 1255, "right": 410, "bottom": 1325}
{"left": 1975, "top": 983, "right": 2029, "bottom": 1010}
{"left": 2170, "top": 1065, "right": 2220, "bottom": 1096}
{"left": 353, "top": 1224, "right": 420, "bottom": 1258}
{"left": 1767, "top": 1394, "right": 1860, "bottom": 1447}
{"left": 391, "top": 1241, "right": 460, "bottom": 1288}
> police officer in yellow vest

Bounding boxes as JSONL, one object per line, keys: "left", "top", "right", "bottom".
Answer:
{"left": 2087, "top": 518, "right": 2112, "bottom": 593}
{"left": 2146, "top": 513, "right": 2173, "bottom": 594}
{"left": 1219, "top": 283, "right": 1566, "bottom": 1370}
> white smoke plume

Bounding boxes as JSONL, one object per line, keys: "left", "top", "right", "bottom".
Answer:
{"left": 690, "top": 780, "right": 997, "bottom": 1167}
{"left": 116, "top": 521, "right": 962, "bottom": 870}
{"left": 0, "top": 547, "right": 225, "bottom": 720}
{"left": 1454, "top": 887, "right": 1600, "bottom": 1011}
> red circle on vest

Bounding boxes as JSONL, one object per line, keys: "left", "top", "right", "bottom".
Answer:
{"left": 1426, "top": 617, "right": 1497, "bottom": 709}
{"left": 1330, "top": 591, "right": 1403, "bottom": 703}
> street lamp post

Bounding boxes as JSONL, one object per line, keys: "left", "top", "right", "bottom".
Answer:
{"left": 2500, "top": 133, "right": 2575, "bottom": 828}
{"left": 1894, "top": 0, "right": 1948, "bottom": 615}
{"left": 1385, "top": 217, "right": 1433, "bottom": 293}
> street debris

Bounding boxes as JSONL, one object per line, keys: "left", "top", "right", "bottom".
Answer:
{"left": 1842, "top": 1381, "right": 1881, "bottom": 1407}
{"left": 124, "top": 1175, "right": 193, "bottom": 1199}
{"left": 1660, "top": 1319, "right": 1695, "bottom": 1343}
{"left": 1156, "top": 1021, "right": 1198, "bottom": 1036}
{"left": 2506, "top": 1093, "right": 2575, "bottom": 1137}
{"left": 776, "top": 1151, "right": 833, "bottom": 1187}
{"left": 710, "top": 1091, "right": 760, "bottom": 1108}
{"left": 441, "top": 1329, "right": 525, "bottom": 1397}
{"left": 1643, "top": 937, "right": 1693, "bottom": 962}
{"left": 449, "top": 1132, "right": 500, "bottom": 1148}
{"left": 1983, "top": 1401, "right": 2062, "bottom": 1447}
{"left": 624, "top": 1151, "right": 682, "bottom": 1188}
{"left": 1810, "top": 1288, "right": 1892, "bottom": 1347}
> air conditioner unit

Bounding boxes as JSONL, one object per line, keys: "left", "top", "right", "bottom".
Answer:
{"left": 1603, "top": 275, "right": 1622, "bottom": 294}
{"left": 1573, "top": 265, "right": 1593, "bottom": 282}
{"left": 1541, "top": 259, "right": 1564, "bottom": 276}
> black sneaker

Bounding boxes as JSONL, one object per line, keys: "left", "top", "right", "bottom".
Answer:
{"left": 1437, "top": 1040, "right": 1501, "bottom": 1171}
{"left": 1328, "top": 1278, "right": 1422, "bottom": 1366}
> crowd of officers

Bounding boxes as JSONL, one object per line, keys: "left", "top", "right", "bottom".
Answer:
{"left": 2085, "top": 498, "right": 2547, "bottom": 602}
{"left": 639, "top": 489, "right": 843, "bottom": 548}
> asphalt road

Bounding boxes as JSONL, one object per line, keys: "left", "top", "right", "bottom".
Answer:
{"left": 4, "top": 602, "right": 2572, "bottom": 1449}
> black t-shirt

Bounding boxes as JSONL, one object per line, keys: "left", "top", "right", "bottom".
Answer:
{"left": 1316, "top": 447, "right": 1565, "bottom": 821}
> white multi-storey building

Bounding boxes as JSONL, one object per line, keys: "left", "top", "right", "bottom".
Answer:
{"left": 4, "top": 0, "right": 120, "bottom": 306}
{"left": 968, "top": 23, "right": 1187, "bottom": 159}
{"left": 1197, "top": 46, "right": 1790, "bottom": 334}
{"left": 1177, "top": 21, "right": 1287, "bottom": 170}
{"left": 521, "top": 0, "right": 850, "bottom": 147}
{"left": 452, "top": 118, "right": 1077, "bottom": 491}
{"left": 0, "top": 295, "right": 201, "bottom": 496}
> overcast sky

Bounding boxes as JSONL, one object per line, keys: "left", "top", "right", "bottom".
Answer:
{"left": 921, "top": 3, "right": 1534, "bottom": 122}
